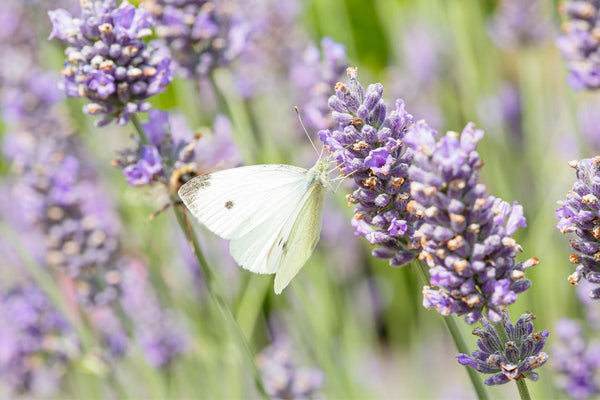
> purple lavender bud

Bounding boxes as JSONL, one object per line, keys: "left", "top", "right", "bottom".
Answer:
{"left": 320, "top": 68, "right": 421, "bottom": 268}
{"left": 457, "top": 309, "right": 548, "bottom": 386}
{"left": 488, "top": 0, "right": 553, "bottom": 49}
{"left": 48, "top": 1, "right": 174, "bottom": 125}
{"left": 407, "top": 122, "right": 538, "bottom": 323}
{"left": 256, "top": 339, "right": 324, "bottom": 399}
{"left": 557, "top": 1, "right": 600, "bottom": 91}
{"left": 552, "top": 318, "right": 600, "bottom": 399}
{"left": 143, "top": 0, "right": 250, "bottom": 79}
{"left": 557, "top": 157, "right": 600, "bottom": 297}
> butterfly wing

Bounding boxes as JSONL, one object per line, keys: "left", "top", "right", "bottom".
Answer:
{"left": 179, "top": 164, "right": 310, "bottom": 274}
{"left": 273, "top": 183, "right": 327, "bottom": 294}
{"left": 178, "top": 164, "right": 307, "bottom": 241}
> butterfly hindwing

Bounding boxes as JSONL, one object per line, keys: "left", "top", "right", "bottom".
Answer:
{"left": 273, "top": 183, "right": 327, "bottom": 294}
{"left": 228, "top": 183, "right": 308, "bottom": 274}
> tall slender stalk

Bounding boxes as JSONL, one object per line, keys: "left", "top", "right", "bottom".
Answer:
{"left": 130, "top": 117, "right": 268, "bottom": 399}
{"left": 414, "top": 260, "right": 490, "bottom": 400}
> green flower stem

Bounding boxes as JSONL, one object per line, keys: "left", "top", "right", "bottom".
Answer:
{"left": 242, "top": 98, "right": 264, "bottom": 153}
{"left": 171, "top": 205, "right": 268, "bottom": 399}
{"left": 130, "top": 118, "right": 268, "bottom": 399}
{"left": 516, "top": 378, "right": 532, "bottom": 400}
{"left": 415, "top": 260, "right": 490, "bottom": 400}
{"left": 130, "top": 114, "right": 150, "bottom": 144}
{"left": 208, "top": 72, "right": 233, "bottom": 120}
{"left": 493, "top": 321, "right": 532, "bottom": 400}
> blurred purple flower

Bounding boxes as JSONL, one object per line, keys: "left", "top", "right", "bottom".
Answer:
{"left": 119, "top": 259, "right": 186, "bottom": 367}
{"left": 89, "top": 307, "right": 129, "bottom": 357}
{"left": 457, "top": 310, "right": 549, "bottom": 385}
{"left": 556, "top": 157, "right": 600, "bottom": 298}
{"left": 290, "top": 37, "right": 348, "bottom": 131}
{"left": 48, "top": 0, "right": 174, "bottom": 125}
{"left": 0, "top": 283, "right": 77, "bottom": 396}
{"left": 552, "top": 318, "right": 600, "bottom": 399}
{"left": 407, "top": 122, "right": 537, "bottom": 323}
{"left": 577, "top": 99, "right": 600, "bottom": 152}
{"left": 319, "top": 67, "right": 421, "bottom": 267}
{"left": 557, "top": 1, "right": 600, "bottom": 90}
{"left": 233, "top": 0, "right": 303, "bottom": 98}
{"left": 477, "top": 82, "right": 523, "bottom": 146}
{"left": 142, "top": 0, "right": 250, "bottom": 79}
{"left": 488, "top": 0, "right": 553, "bottom": 49}
{"left": 256, "top": 340, "right": 324, "bottom": 399}
{"left": 113, "top": 110, "right": 241, "bottom": 191}
{"left": 5, "top": 131, "right": 122, "bottom": 308}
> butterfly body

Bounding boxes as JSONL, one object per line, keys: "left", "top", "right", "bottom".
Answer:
{"left": 178, "top": 158, "right": 330, "bottom": 293}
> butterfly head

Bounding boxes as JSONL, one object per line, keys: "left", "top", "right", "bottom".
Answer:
{"left": 307, "top": 158, "right": 331, "bottom": 189}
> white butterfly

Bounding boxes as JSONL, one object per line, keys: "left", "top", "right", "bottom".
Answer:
{"left": 178, "top": 158, "right": 331, "bottom": 294}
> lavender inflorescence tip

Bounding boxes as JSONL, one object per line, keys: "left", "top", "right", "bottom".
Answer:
{"left": 319, "top": 67, "right": 421, "bottom": 268}
{"left": 457, "top": 309, "right": 549, "bottom": 386}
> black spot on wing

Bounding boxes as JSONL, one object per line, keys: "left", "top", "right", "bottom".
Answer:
{"left": 225, "top": 200, "right": 234, "bottom": 209}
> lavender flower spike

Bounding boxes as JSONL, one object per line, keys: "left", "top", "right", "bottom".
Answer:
{"left": 48, "top": 0, "right": 174, "bottom": 125}
{"left": 457, "top": 310, "right": 549, "bottom": 386}
{"left": 552, "top": 319, "right": 600, "bottom": 399}
{"left": 319, "top": 67, "right": 421, "bottom": 267}
{"left": 0, "top": 283, "right": 77, "bottom": 396}
{"left": 556, "top": 157, "right": 600, "bottom": 298}
{"left": 256, "top": 340, "right": 324, "bottom": 399}
{"left": 557, "top": 1, "right": 600, "bottom": 90}
{"left": 406, "top": 122, "right": 538, "bottom": 323}
{"left": 488, "top": 0, "right": 553, "bottom": 49}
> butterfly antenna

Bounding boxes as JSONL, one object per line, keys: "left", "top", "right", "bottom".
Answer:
{"left": 295, "top": 106, "right": 320, "bottom": 157}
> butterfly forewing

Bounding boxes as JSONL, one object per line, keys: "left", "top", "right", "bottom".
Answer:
{"left": 178, "top": 165, "right": 307, "bottom": 240}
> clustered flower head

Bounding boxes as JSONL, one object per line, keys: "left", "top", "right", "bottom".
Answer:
{"left": 557, "top": 0, "right": 600, "bottom": 90}
{"left": 256, "top": 340, "right": 324, "bottom": 399}
{"left": 112, "top": 109, "right": 240, "bottom": 191}
{"left": 48, "top": 0, "right": 174, "bottom": 126}
{"left": 488, "top": 0, "right": 553, "bottom": 49}
{"left": 457, "top": 309, "right": 549, "bottom": 386}
{"left": 0, "top": 283, "right": 77, "bottom": 396}
{"left": 552, "top": 318, "right": 600, "bottom": 399}
{"left": 556, "top": 156, "right": 600, "bottom": 298}
{"left": 405, "top": 122, "right": 538, "bottom": 323}
{"left": 319, "top": 67, "right": 421, "bottom": 267}
{"left": 142, "top": 0, "right": 249, "bottom": 79}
